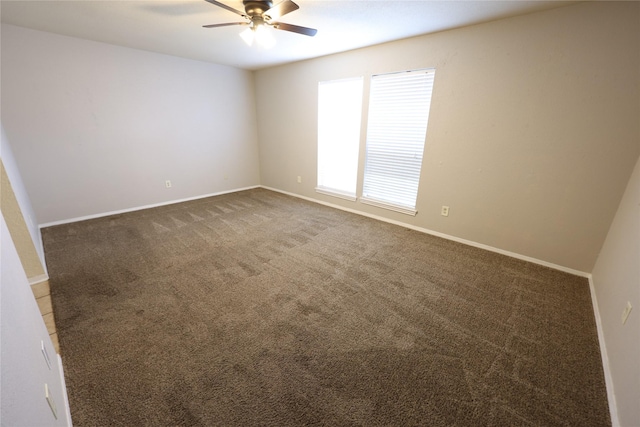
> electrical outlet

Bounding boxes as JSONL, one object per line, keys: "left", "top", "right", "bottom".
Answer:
{"left": 297, "top": 176, "right": 302, "bottom": 184}
{"left": 622, "top": 301, "right": 633, "bottom": 324}
{"left": 165, "top": 180, "right": 172, "bottom": 188}
{"left": 441, "top": 206, "right": 449, "bottom": 217}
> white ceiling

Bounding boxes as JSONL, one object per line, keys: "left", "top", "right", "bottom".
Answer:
{"left": 0, "top": 0, "right": 575, "bottom": 71}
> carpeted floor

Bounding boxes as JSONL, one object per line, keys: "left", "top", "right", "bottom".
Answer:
{"left": 43, "top": 188, "right": 610, "bottom": 426}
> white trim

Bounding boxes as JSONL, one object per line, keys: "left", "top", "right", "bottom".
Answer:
{"left": 588, "top": 275, "right": 619, "bottom": 427}
{"left": 38, "top": 186, "right": 260, "bottom": 228}
{"left": 37, "top": 229, "right": 49, "bottom": 277}
{"left": 261, "top": 186, "right": 589, "bottom": 278}
{"left": 315, "top": 187, "right": 357, "bottom": 202}
{"left": 28, "top": 274, "right": 49, "bottom": 285}
{"left": 57, "top": 354, "right": 73, "bottom": 427}
{"left": 359, "top": 196, "right": 417, "bottom": 216}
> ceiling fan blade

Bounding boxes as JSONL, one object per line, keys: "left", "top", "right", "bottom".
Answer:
{"left": 203, "top": 22, "right": 249, "bottom": 28}
{"left": 273, "top": 22, "right": 317, "bottom": 37}
{"left": 204, "top": 0, "right": 246, "bottom": 17}
{"left": 264, "top": 0, "right": 299, "bottom": 21}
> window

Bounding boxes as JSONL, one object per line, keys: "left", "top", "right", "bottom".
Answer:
{"left": 361, "top": 69, "right": 435, "bottom": 215}
{"left": 316, "top": 77, "right": 363, "bottom": 200}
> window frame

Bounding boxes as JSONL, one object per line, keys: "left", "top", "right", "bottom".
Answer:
{"left": 315, "top": 76, "right": 365, "bottom": 201}
{"left": 360, "top": 68, "right": 436, "bottom": 216}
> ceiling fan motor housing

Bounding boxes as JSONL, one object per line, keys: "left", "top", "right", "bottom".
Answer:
{"left": 243, "top": 1, "right": 274, "bottom": 18}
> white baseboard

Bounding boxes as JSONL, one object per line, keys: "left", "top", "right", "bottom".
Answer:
{"left": 57, "top": 354, "right": 73, "bottom": 427}
{"left": 28, "top": 274, "right": 49, "bottom": 285}
{"left": 261, "top": 186, "right": 589, "bottom": 278}
{"left": 38, "top": 185, "right": 261, "bottom": 228}
{"left": 588, "top": 276, "right": 619, "bottom": 427}
{"left": 37, "top": 228, "right": 49, "bottom": 278}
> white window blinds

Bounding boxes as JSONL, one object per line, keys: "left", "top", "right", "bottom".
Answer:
{"left": 316, "top": 77, "right": 363, "bottom": 200}
{"left": 361, "top": 69, "right": 435, "bottom": 215}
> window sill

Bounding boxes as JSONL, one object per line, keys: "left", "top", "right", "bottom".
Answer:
{"left": 359, "top": 197, "right": 417, "bottom": 216}
{"left": 315, "top": 187, "right": 357, "bottom": 202}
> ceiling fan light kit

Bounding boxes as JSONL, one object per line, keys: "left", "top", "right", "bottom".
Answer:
{"left": 240, "top": 24, "right": 276, "bottom": 48}
{"left": 203, "top": 0, "right": 317, "bottom": 48}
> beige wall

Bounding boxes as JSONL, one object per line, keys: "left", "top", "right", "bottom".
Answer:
{"left": 592, "top": 156, "right": 640, "bottom": 427}
{"left": 254, "top": 1, "right": 640, "bottom": 273}
{"left": 1, "top": 160, "right": 45, "bottom": 279}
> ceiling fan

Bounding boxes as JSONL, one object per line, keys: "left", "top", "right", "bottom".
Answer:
{"left": 203, "top": 0, "right": 318, "bottom": 44}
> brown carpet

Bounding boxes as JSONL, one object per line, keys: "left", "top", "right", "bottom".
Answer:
{"left": 43, "top": 188, "right": 610, "bottom": 426}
